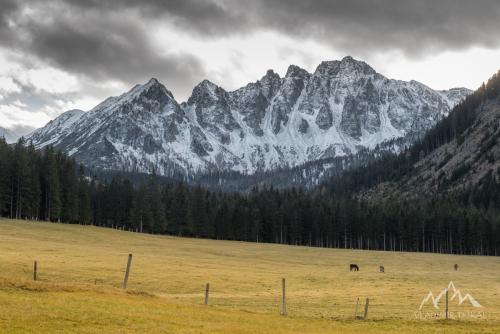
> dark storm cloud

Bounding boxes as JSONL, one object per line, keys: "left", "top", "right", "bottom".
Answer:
{"left": 46, "top": 0, "right": 500, "bottom": 56}
{"left": 24, "top": 14, "right": 203, "bottom": 92}
{"left": 252, "top": 0, "right": 500, "bottom": 56}
{"left": 0, "top": 0, "right": 17, "bottom": 22}
{"left": 0, "top": 0, "right": 206, "bottom": 99}
{"left": 65, "top": 0, "right": 248, "bottom": 35}
{"left": 0, "top": 0, "right": 19, "bottom": 42}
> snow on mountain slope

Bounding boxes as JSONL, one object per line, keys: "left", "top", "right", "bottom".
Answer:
{"left": 27, "top": 56, "right": 471, "bottom": 176}
{"left": 27, "top": 109, "right": 85, "bottom": 147}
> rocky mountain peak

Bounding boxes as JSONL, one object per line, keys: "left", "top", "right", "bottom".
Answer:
{"left": 127, "top": 77, "right": 175, "bottom": 103}
{"left": 146, "top": 77, "right": 160, "bottom": 85}
{"left": 315, "top": 56, "right": 376, "bottom": 77}
{"left": 199, "top": 79, "right": 218, "bottom": 90}
{"left": 314, "top": 60, "right": 340, "bottom": 76}
{"left": 187, "top": 79, "right": 228, "bottom": 106}
{"left": 262, "top": 69, "right": 279, "bottom": 79}
{"left": 258, "top": 69, "right": 281, "bottom": 100}
{"left": 259, "top": 69, "right": 281, "bottom": 86}
{"left": 285, "top": 65, "right": 310, "bottom": 79}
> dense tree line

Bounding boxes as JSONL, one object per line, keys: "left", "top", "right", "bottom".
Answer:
{"left": 1, "top": 137, "right": 499, "bottom": 256}
{"left": 0, "top": 139, "right": 91, "bottom": 223}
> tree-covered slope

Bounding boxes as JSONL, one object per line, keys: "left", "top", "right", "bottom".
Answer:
{"left": 323, "top": 70, "right": 500, "bottom": 197}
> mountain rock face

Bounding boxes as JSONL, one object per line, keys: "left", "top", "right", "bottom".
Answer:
{"left": 27, "top": 56, "right": 471, "bottom": 176}
{"left": 370, "top": 94, "right": 500, "bottom": 197}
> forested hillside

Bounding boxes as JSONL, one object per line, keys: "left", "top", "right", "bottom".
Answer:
{"left": 1, "top": 71, "right": 499, "bottom": 256}
{"left": 324, "top": 70, "right": 500, "bottom": 196}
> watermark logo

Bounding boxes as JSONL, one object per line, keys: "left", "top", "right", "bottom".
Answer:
{"left": 415, "top": 281, "right": 485, "bottom": 320}
{"left": 419, "top": 281, "right": 482, "bottom": 310}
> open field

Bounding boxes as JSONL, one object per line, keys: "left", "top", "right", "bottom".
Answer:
{"left": 1, "top": 218, "right": 499, "bottom": 333}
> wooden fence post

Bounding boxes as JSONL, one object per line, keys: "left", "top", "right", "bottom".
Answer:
{"left": 445, "top": 288, "right": 449, "bottom": 320}
{"left": 33, "top": 261, "right": 37, "bottom": 281}
{"left": 122, "top": 254, "right": 132, "bottom": 289}
{"left": 281, "top": 278, "right": 287, "bottom": 316}
{"left": 363, "top": 298, "right": 369, "bottom": 319}
{"left": 205, "top": 283, "right": 210, "bottom": 305}
{"left": 354, "top": 297, "right": 359, "bottom": 318}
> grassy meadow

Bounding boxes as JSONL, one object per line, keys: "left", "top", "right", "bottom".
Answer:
{"left": 0, "top": 218, "right": 499, "bottom": 333}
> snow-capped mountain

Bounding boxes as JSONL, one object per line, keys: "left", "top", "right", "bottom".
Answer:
{"left": 27, "top": 56, "right": 471, "bottom": 176}
{"left": 27, "top": 109, "right": 85, "bottom": 146}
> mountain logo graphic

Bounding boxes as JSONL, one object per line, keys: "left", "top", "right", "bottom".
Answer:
{"left": 419, "top": 281, "right": 482, "bottom": 310}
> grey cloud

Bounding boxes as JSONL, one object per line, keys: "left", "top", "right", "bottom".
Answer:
{"left": 27, "top": 16, "right": 203, "bottom": 95}
{"left": 253, "top": 0, "right": 500, "bottom": 56}
{"left": 0, "top": 0, "right": 207, "bottom": 100}
{"left": 0, "top": 0, "right": 17, "bottom": 22}
{"left": 0, "top": 0, "right": 19, "bottom": 42}
{"left": 62, "top": 0, "right": 500, "bottom": 56}
{"left": 2, "top": 81, "right": 73, "bottom": 115}
{"left": 8, "top": 124, "right": 36, "bottom": 137}
{"left": 4, "top": 0, "right": 499, "bottom": 89}
{"left": 63, "top": 0, "right": 249, "bottom": 36}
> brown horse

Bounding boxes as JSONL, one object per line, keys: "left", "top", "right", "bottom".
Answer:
{"left": 454, "top": 264, "right": 459, "bottom": 271}
{"left": 350, "top": 264, "right": 359, "bottom": 271}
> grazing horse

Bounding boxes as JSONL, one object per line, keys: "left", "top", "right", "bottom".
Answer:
{"left": 350, "top": 264, "right": 359, "bottom": 271}
{"left": 454, "top": 264, "right": 459, "bottom": 271}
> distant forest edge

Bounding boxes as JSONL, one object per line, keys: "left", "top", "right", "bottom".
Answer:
{"left": 1, "top": 71, "right": 499, "bottom": 256}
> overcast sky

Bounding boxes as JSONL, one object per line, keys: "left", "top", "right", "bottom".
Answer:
{"left": 1, "top": 0, "right": 499, "bottom": 134}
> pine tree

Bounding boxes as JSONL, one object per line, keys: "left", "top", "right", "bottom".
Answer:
{"left": 11, "top": 139, "right": 30, "bottom": 219}
{"left": 43, "top": 147, "right": 62, "bottom": 222}
{"left": 60, "top": 157, "right": 79, "bottom": 223}
{"left": 186, "top": 186, "right": 209, "bottom": 237}
{"left": 25, "top": 144, "right": 41, "bottom": 219}
{"left": 0, "top": 138, "right": 12, "bottom": 216}
{"left": 77, "top": 166, "right": 91, "bottom": 225}
{"left": 169, "top": 183, "right": 187, "bottom": 235}
{"left": 129, "top": 185, "right": 153, "bottom": 232}
{"left": 148, "top": 177, "right": 167, "bottom": 233}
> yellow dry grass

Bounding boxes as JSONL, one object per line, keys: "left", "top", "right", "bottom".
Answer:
{"left": 0, "top": 218, "right": 499, "bottom": 333}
